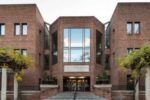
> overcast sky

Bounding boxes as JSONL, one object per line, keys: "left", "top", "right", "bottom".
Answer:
{"left": 0, "top": 0, "right": 149, "bottom": 24}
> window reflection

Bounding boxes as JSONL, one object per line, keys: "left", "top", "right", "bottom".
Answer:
{"left": 127, "top": 22, "right": 132, "bottom": 34}
{"left": 71, "top": 29, "right": 83, "bottom": 47}
{"left": 85, "top": 29, "right": 90, "bottom": 47}
{"left": 64, "top": 29, "right": 69, "bottom": 47}
{"left": 84, "top": 48, "right": 90, "bottom": 62}
{"left": 134, "top": 22, "right": 140, "bottom": 34}
{"left": 22, "top": 23, "right": 27, "bottom": 35}
{"left": 64, "top": 49, "right": 69, "bottom": 62}
{"left": 64, "top": 28, "right": 90, "bottom": 62}
{"left": 71, "top": 48, "right": 82, "bottom": 62}
{"left": 0, "top": 24, "right": 5, "bottom": 35}
{"left": 96, "top": 30, "right": 102, "bottom": 64}
{"left": 15, "top": 23, "right": 20, "bottom": 35}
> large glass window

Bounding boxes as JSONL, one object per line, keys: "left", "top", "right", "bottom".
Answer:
{"left": 96, "top": 30, "right": 102, "bottom": 64}
{"left": 52, "top": 32, "right": 58, "bottom": 65}
{"left": 63, "top": 28, "right": 90, "bottom": 62}
{"left": 44, "top": 55, "right": 49, "bottom": 70}
{"left": 44, "top": 23, "right": 50, "bottom": 49}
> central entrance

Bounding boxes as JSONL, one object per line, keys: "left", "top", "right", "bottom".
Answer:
{"left": 63, "top": 77, "right": 90, "bottom": 91}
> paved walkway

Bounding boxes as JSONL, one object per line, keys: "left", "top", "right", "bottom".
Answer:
{"left": 45, "top": 92, "right": 107, "bottom": 100}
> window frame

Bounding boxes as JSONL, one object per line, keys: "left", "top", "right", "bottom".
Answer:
{"left": 14, "top": 49, "right": 27, "bottom": 56}
{"left": 14, "top": 23, "right": 28, "bottom": 36}
{"left": 0, "top": 23, "right": 5, "bottom": 36}
{"left": 22, "top": 23, "right": 28, "bottom": 35}
{"left": 127, "top": 22, "right": 133, "bottom": 34}
{"left": 63, "top": 28, "right": 91, "bottom": 63}
{"left": 134, "top": 22, "right": 140, "bottom": 34}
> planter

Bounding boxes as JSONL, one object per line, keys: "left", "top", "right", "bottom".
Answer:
{"left": 93, "top": 84, "right": 112, "bottom": 100}
{"left": 40, "top": 84, "right": 59, "bottom": 99}
{"left": 40, "top": 84, "right": 58, "bottom": 89}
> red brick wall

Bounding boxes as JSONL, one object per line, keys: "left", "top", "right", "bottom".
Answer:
{"left": 0, "top": 4, "right": 45, "bottom": 88}
{"left": 112, "top": 91, "right": 145, "bottom": 100}
{"left": 110, "top": 3, "right": 150, "bottom": 87}
{"left": 50, "top": 17, "right": 104, "bottom": 92}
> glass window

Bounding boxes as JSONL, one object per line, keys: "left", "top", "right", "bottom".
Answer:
{"left": 127, "top": 22, "right": 132, "bottom": 34}
{"left": 134, "top": 22, "right": 140, "bottom": 34}
{"left": 44, "top": 23, "right": 50, "bottom": 49}
{"left": 84, "top": 48, "right": 90, "bottom": 62}
{"left": 63, "top": 28, "right": 90, "bottom": 62}
{"left": 64, "top": 29, "right": 69, "bottom": 47}
{"left": 22, "top": 23, "right": 27, "bottom": 35}
{"left": 44, "top": 55, "right": 49, "bottom": 70}
{"left": 105, "top": 54, "right": 110, "bottom": 69}
{"left": 127, "top": 75, "right": 134, "bottom": 90}
{"left": 22, "top": 49, "right": 27, "bottom": 56}
{"left": 85, "top": 28, "right": 90, "bottom": 47}
{"left": 0, "top": 24, "right": 5, "bottom": 36}
{"left": 127, "top": 48, "right": 140, "bottom": 54}
{"left": 64, "top": 49, "right": 69, "bottom": 62}
{"left": 52, "top": 32, "right": 58, "bottom": 65}
{"left": 14, "top": 49, "right": 27, "bottom": 56}
{"left": 71, "top": 48, "right": 83, "bottom": 62}
{"left": 96, "top": 30, "right": 102, "bottom": 64}
{"left": 15, "top": 23, "right": 20, "bottom": 35}
{"left": 127, "top": 48, "right": 133, "bottom": 54}
{"left": 71, "top": 29, "right": 83, "bottom": 47}
{"left": 14, "top": 49, "right": 21, "bottom": 54}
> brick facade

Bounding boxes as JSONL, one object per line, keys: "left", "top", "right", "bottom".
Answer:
{"left": 110, "top": 2, "right": 150, "bottom": 89}
{"left": 0, "top": 4, "right": 45, "bottom": 90}
{"left": 0, "top": 3, "right": 150, "bottom": 100}
{"left": 50, "top": 17, "right": 104, "bottom": 92}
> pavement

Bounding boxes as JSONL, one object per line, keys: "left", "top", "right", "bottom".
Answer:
{"left": 44, "top": 92, "right": 107, "bottom": 100}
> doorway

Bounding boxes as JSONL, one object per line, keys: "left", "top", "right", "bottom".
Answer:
{"left": 63, "top": 76, "right": 90, "bottom": 91}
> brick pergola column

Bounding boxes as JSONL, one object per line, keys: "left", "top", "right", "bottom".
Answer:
{"left": 1, "top": 67, "right": 7, "bottom": 100}
{"left": 14, "top": 75, "right": 18, "bottom": 100}
{"left": 145, "top": 67, "right": 150, "bottom": 100}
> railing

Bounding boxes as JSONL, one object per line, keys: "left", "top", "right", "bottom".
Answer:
{"left": 19, "top": 86, "right": 40, "bottom": 90}
{"left": 73, "top": 88, "right": 77, "bottom": 100}
{"left": 0, "top": 85, "right": 40, "bottom": 91}
{"left": 112, "top": 85, "right": 145, "bottom": 91}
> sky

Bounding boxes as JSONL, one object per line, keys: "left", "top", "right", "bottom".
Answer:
{"left": 0, "top": 0, "right": 149, "bottom": 24}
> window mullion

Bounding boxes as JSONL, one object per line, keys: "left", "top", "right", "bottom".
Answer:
{"left": 69, "top": 28, "right": 71, "bottom": 62}
{"left": 83, "top": 28, "right": 85, "bottom": 62}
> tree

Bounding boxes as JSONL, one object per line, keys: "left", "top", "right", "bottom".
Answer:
{"left": 118, "top": 45, "right": 150, "bottom": 100}
{"left": 0, "top": 46, "right": 32, "bottom": 100}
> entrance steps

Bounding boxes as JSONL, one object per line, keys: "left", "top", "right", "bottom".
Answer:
{"left": 44, "top": 92, "right": 107, "bottom": 100}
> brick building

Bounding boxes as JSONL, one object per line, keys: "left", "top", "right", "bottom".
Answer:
{"left": 0, "top": 2, "right": 150, "bottom": 100}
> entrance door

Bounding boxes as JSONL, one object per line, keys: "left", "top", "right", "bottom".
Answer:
{"left": 63, "top": 77, "right": 90, "bottom": 91}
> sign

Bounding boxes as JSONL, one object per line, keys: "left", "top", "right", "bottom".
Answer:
{"left": 64, "top": 65, "right": 89, "bottom": 72}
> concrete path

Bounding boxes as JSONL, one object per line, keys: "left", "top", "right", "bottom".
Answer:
{"left": 45, "top": 92, "right": 107, "bottom": 100}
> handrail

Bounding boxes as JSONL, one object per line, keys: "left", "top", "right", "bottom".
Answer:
{"left": 73, "top": 88, "right": 77, "bottom": 100}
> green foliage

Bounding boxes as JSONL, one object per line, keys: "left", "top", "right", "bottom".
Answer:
{"left": 0, "top": 46, "right": 33, "bottom": 81}
{"left": 96, "top": 71, "right": 110, "bottom": 84}
{"left": 118, "top": 44, "right": 150, "bottom": 79}
{"left": 41, "top": 71, "right": 57, "bottom": 84}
